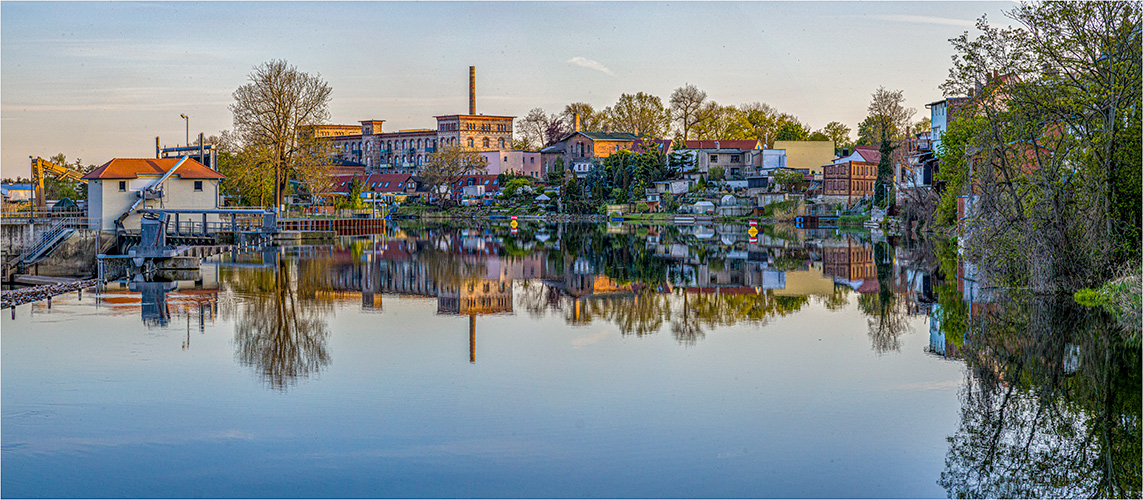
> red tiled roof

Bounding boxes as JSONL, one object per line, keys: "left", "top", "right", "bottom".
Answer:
{"left": 329, "top": 173, "right": 414, "bottom": 193}
{"left": 684, "top": 140, "right": 761, "bottom": 151}
{"left": 853, "top": 146, "right": 881, "bottom": 163}
{"left": 82, "top": 158, "right": 224, "bottom": 180}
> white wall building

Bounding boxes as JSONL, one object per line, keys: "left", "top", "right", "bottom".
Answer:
{"left": 82, "top": 158, "right": 224, "bottom": 232}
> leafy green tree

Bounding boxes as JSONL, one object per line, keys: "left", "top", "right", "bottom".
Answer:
{"left": 864, "top": 87, "right": 915, "bottom": 207}
{"left": 773, "top": 169, "right": 807, "bottom": 191}
{"left": 708, "top": 165, "right": 725, "bottom": 182}
{"left": 821, "top": 121, "right": 854, "bottom": 154}
{"left": 608, "top": 92, "right": 670, "bottom": 137}
{"left": 774, "top": 119, "right": 811, "bottom": 141}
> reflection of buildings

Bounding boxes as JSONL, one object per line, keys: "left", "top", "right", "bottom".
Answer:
{"left": 98, "top": 264, "right": 221, "bottom": 333}
{"left": 821, "top": 238, "right": 876, "bottom": 288}
{"left": 438, "top": 279, "right": 513, "bottom": 315}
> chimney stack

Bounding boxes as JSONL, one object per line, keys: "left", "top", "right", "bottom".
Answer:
{"left": 469, "top": 66, "right": 476, "bottom": 115}
{"left": 574, "top": 112, "right": 581, "bottom": 132}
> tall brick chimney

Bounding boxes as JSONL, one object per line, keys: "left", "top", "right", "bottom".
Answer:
{"left": 469, "top": 66, "right": 476, "bottom": 115}
{"left": 574, "top": 112, "right": 581, "bottom": 132}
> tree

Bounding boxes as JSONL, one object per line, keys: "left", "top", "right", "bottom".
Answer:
{"left": 773, "top": 169, "right": 807, "bottom": 191}
{"left": 737, "top": 102, "right": 782, "bottom": 147}
{"left": 708, "top": 165, "right": 725, "bottom": 182}
{"left": 420, "top": 143, "right": 488, "bottom": 205}
{"left": 518, "top": 108, "right": 566, "bottom": 150}
{"left": 563, "top": 102, "right": 609, "bottom": 132}
{"left": 608, "top": 92, "right": 670, "bottom": 137}
{"left": 691, "top": 102, "right": 745, "bottom": 140}
{"left": 821, "top": 121, "right": 854, "bottom": 153}
{"left": 516, "top": 108, "right": 548, "bottom": 150}
{"left": 230, "top": 59, "right": 333, "bottom": 211}
{"left": 774, "top": 118, "right": 811, "bottom": 141}
{"left": 864, "top": 87, "right": 915, "bottom": 207}
{"left": 935, "top": 3, "right": 1141, "bottom": 292}
{"left": 669, "top": 84, "right": 708, "bottom": 141}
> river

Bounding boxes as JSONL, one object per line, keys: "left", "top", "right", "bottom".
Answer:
{"left": 2, "top": 221, "right": 1138, "bottom": 498}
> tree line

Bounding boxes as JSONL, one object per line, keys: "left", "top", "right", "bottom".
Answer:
{"left": 514, "top": 85, "right": 867, "bottom": 154}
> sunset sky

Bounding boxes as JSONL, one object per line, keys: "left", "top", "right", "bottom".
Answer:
{"left": 0, "top": 1, "right": 1015, "bottom": 177}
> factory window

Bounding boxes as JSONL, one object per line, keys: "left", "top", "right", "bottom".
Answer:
{"left": 119, "top": 181, "right": 126, "bottom": 192}
{"left": 468, "top": 138, "right": 474, "bottom": 148}
{"left": 499, "top": 138, "right": 505, "bottom": 149}
{"left": 483, "top": 138, "right": 490, "bottom": 148}
{"left": 194, "top": 181, "right": 203, "bottom": 192}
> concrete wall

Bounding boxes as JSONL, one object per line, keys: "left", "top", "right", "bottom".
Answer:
{"left": 2, "top": 221, "right": 54, "bottom": 255}
{"left": 21, "top": 229, "right": 107, "bottom": 277}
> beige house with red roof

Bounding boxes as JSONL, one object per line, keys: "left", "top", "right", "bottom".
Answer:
{"left": 82, "top": 158, "right": 224, "bottom": 232}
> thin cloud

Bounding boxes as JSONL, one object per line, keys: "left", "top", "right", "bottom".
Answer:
{"left": 567, "top": 56, "right": 615, "bottom": 76}
{"left": 871, "top": 14, "right": 976, "bottom": 27}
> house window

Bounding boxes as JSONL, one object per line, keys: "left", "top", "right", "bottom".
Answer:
{"left": 730, "top": 155, "right": 741, "bottom": 163}
{"left": 119, "top": 181, "right": 126, "bottom": 192}
{"left": 530, "top": 157, "right": 535, "bottom": 163}
{"left": 194, "top": 180, "right": 203, "bottom": 192}
{"left": 499, "top": 138, "right": 505, "bottom": 149}
{"left": 710, "top": 154, "right": 718, "bottom": 163}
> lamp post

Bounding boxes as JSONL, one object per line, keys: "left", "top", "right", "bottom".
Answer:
{"left": 180, "top": 114, "right": 189, "bottom": 146}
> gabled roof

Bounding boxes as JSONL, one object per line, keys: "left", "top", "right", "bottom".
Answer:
{"left": 556, "top": 130, "right": 638, "bottom": 143}
{"left": 82, "top": 158, "right": 224, "bottom": 180}
{"left": 853, "top": 146, "right": 881, "bottom": 163}
{"left": 683, "top": 140, "right": 761, "bottom": 151}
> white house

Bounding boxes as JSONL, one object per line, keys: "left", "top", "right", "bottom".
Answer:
{"left": 82, "top": 158, "right": 224, "bottom": 232}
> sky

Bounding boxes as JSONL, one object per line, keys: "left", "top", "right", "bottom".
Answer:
{"left": 0, "top": 1, "right": 1016, "bottom": 178}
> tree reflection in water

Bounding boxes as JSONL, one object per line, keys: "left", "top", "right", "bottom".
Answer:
{"left": 938, "top": 294, "right": 1140, "bottom": 498}
{"left": 224, "top": 258, "right": 332, "bottom": 391}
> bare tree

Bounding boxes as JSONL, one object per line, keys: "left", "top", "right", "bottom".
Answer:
{"left": 517, "top": 108, "right": 550, "bottom": 150}
{"left": 865, "top": 87, "right": 916, "bottom": 206}
{"left": 669, "top": 84, "right": 708, "bottom": 141}
{"left": 420, "top": 143, "right": 488, "bottom": 205}
{"left": 230, "top": 60, "right": 333, "bottom": 211}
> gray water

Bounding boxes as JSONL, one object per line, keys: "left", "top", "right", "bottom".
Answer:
{"left": 2, "top": 222, "right": 1137, "bottom": 498}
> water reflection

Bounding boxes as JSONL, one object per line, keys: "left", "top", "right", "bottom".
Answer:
{"left": 223, "top": 251, "right": 332, "bottom": 391}
{"left": 934, "top": 292, "right": 1141, "bottom": 498}
{"left": 10, "top": 220, "right": 1139, "bottom": 497}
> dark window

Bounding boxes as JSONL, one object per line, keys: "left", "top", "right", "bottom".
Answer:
{"left": 119, "top": 181, "right": 126, "bottom": 191}
{"left": 194, "top": 180, "right": 203, "bottom": 191}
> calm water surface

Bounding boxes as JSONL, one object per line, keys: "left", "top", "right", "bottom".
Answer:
{"left": 2, "top": 222, "right": 1137, "bottom": 498}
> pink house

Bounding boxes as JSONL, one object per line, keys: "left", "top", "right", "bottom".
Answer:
{"left": 479, "top": 150, "right": 542, "bottom": 178}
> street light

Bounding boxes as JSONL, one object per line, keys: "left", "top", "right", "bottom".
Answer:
{"left": 180, "top": 114, "right": 189, "bottom": 146}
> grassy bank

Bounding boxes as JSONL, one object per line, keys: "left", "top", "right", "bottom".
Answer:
{"left": 1074, "top": 266, "right": 1142, "bottom": 344}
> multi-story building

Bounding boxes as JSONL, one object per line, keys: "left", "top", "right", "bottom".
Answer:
{"left": 317, "top": 67, "right": 516, "bottom": 175}
{"left": 479, "top": 150, "right": 542, "bottom": 177}
{"left": 540, "top": 129, "right": 639, "bottom": 177}
{"left": 821, "top": 146, "right": 880, "bottom": 205}
{"left": 681, "top": 140, "right": 764, "bottom": 179}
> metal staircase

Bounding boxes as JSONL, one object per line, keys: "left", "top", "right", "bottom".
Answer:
{"left": 17, "top": 218, "right": 77, "bottom": 264}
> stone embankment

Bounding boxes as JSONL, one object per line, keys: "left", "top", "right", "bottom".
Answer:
{"left": 1, "top": 278, "right": 99, "bottom": 309}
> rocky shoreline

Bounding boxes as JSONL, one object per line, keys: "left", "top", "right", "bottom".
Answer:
{"left": 1, "top": 279, "right": 100, "bottom": 309}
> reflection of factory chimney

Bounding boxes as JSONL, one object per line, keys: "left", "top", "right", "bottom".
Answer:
{"left": 469, "top": 66, "right": 476, "bottom": 115}
{"left": 469, "top": 314, "right": 477, "bottom": 363}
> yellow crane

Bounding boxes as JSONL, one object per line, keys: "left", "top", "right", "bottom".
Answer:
{"left": 29, "top": 157, "right": 87, "bottom": 209}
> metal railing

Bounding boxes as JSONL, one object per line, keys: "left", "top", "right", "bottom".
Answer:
{"left": 19, "top": 218, "right": 76, "bottom": 263}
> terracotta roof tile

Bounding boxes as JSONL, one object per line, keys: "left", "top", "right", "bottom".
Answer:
{"left": 82, "top": 158, "right": 224, "bottom": 180}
